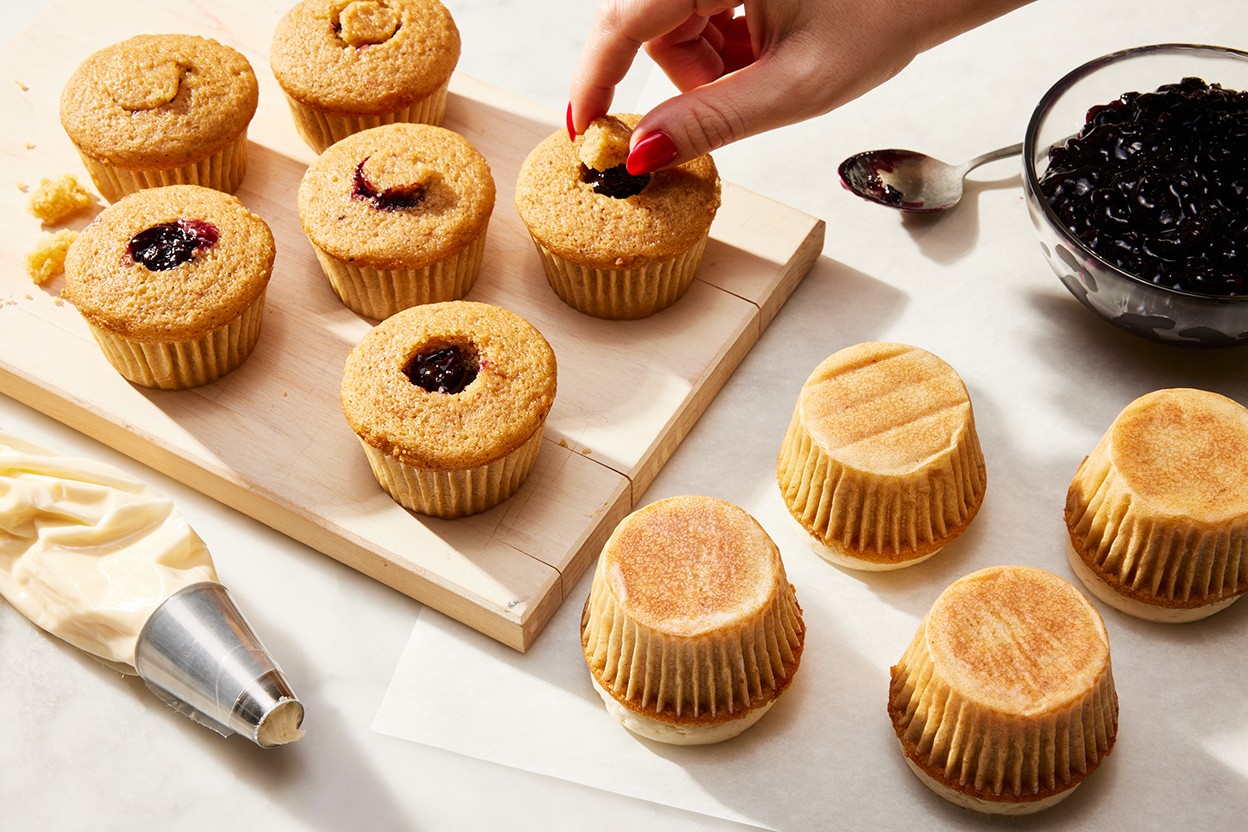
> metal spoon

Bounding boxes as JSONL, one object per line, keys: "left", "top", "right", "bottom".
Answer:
{"left": 837, "top": 142, "right": 1023, "bottom": 212}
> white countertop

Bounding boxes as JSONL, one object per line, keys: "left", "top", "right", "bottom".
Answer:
{"left": 3, "top": 1, "right": 1247, "bottom": 829}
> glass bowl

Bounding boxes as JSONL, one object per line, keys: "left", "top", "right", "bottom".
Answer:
{"left": 1022, "top": 43, "right": 1248, "bottom": 347}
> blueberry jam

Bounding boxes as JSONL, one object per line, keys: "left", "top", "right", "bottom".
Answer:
{"left": 353, "top": 158, "right": 425, "bottom": 211}
{"left": 404, "top": 346, "right": 477, "bottom": 394}
{"left": 580, "top": 164, "right": 650, "bottom": 198}
{"left": 127, "top": 219, "right": 219, "bottom": 271}
{"left": 1039, "top": 77, "right": 1248, "bottom": 296}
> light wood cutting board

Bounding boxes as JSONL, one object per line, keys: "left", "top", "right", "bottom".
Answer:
{"left": 0, "top": 0, "right": 824, "bottom": 650}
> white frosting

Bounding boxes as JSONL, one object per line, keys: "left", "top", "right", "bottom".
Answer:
{"left": 1064, "top": 539, "right": 1242, "bottom": 623}
{"left": 590, "top": 675, "right": 774, "bottom": 745}
{"left": 0, "top": 431, "right": 218, "bottom": 669}
{"left": 256, "top": 698, "right": 307, "bottom": 748}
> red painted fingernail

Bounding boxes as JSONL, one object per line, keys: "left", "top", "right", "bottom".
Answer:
{"left": 626, "top": 131, "right": 679, "bottom": 175}
{"left": 566, "top": 103, "right": 576, "bottom": 141}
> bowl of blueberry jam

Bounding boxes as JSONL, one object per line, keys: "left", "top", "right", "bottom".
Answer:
{"left": 1023, "top": 43, "right": 1248, "bottom": 346}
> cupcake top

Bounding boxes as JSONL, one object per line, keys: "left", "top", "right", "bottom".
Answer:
{"left": 298, "top": 123, "right": 494, "bottom": 270}
{"left": 1102, "top": 388, "right": 1248, "bottom": 523}
{"left": 515, "top": 114, "right": 721, "bottom": 269}
{"left": 340, "top": 301, "right": 557, "bottom": 471}
{"left": 64, "top": 185, "right": 275, "bottom": 342}
{"left": 271, "top": 0, "right": 460, "bottom": 114}
{"left": 60, "top": 34, "right": 258, "bottom": 169}
{"left": 923, "top": 566, "right": 1110, "bottom": 715}
{"left": 797, "top": 341, "right": 974, "bottom": 476}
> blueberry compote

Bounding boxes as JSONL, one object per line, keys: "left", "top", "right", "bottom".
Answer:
{"left": 127, "top": 219, "right": 219, "bottom": 271}
{"left": 353, "top": 158, "right": 425, "bottom": 211}
{"left": 580, "top": 164, "right": 650, "bottom": 198}
{"left": 1040, "top": 77, "right": 1248, "bottom": 296}
{"left": 405, "top": 346, "right": 477, "bottom": 394}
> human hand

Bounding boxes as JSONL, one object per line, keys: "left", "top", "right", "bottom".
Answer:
{"left": 568, "top": 0, "right": 1032, "bottom": 174}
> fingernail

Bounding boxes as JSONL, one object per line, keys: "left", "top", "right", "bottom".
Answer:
{"left": 566, "top": 103, "right": 576, "bottom": 141}
{"left": 627, "top": 131, "right": 679, "bottom": 175}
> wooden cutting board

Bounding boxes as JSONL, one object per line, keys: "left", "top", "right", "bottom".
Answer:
{"left": 0, "top": 0, "right": 824, "bottom": 650}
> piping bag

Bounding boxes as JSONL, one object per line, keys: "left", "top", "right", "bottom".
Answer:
{"left": 0, "top": 430, "right": 304, "bottom": 747}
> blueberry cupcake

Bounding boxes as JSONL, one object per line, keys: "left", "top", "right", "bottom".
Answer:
{"left": 339, "top": 301, "right": 556, "bottom": 518}
{"left": 581, "top": 495, "right": 805, "bottom": 745}
{"left": 777, "top": 342, "right": 987, "bottom": 570}
{"left": 271, "top": 0, "right": 461, "bottom": 153}
{"left": 515, "top": 114, "right": 721, "bottom": 319}
{"left": 60, "top": 34, "right": 259, "bottom": 202}
{"left": 1065, "top": 388, "right": 1248, "bottom": 622}
{"left": 64, "top": 185, "right": 275, "bottom": 389}
{"left": 298, "top": 123, "right": 495, "bottom": 319}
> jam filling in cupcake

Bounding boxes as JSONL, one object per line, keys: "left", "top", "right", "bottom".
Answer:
{"left": 404, "top": 344, "right": 478, "bottom": 393}
{"left": 126, "top": 219, "right": 219, "bottom": 271}
{"left": 352, "top": 152, "right": 430, "bottom": 211}
{"left": 578, "top": 116, "right": 650, "bottom": 198}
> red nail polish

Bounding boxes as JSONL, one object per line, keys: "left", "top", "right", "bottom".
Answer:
{"left": 627, "top": 131, "right": 679, "bottom": 175}
{"left": 566, "top": 103, "right": 576, "bottom": 141}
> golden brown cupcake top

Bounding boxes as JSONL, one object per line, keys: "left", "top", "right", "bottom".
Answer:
{"left": 798, "top": 342, "right": 974, "bottom": 475}
{"left": 60, "top": 35, "right": 258, "bottom": 169}
{"left": 601, "top": 495, "right": 784, "bottom": 636}
{"left": 1104, "top": 388, "right": 1248, "bottom": 523}
{"left": 925, "top": 566, "right": 1110, "bottom": 715}
{"left": 514, "top": 114, "right": 721, "bottom": 270}
{"left": 340, "top": 301, "right": 556, "bottom": 471}
{"left": 64, "top": 185, "right": 274, "bottom": 342}
{"left": 298, "top": 123, "right": 494, "bottom": 269}
{"left": 270, "top": 0, "right": 460, "bottom": 114}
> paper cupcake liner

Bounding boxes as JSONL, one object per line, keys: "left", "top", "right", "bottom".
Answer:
{"left": 530, "top": 234, "right": 707, "bottom": 320}
{"left": 888, "top": 615, "right": 1117, "bottom": 803}
{"left": 85, "top": 288, "right": 267, "bottom": 390}
{"left": 359, "top": 422, "right": 544, "bottom": 519}
{"left": 1066, "top": 438, "right": 1248, "bottom": 609}
{"left": 312, "top": 230, "right": 487, "bottom": 320}
{"left": 776, "top": 406, "right": 986, "bottom": 567}
{"left": 283, "top": 84, "right": 451, "bottom": 154}
{"left": 77, "top": 132, "right": 250, "bottom": 203}
{"left": 581, "top": 556, "right": 804, "bottom": 724}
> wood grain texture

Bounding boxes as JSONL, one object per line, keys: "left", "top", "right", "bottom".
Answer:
{"left": 0, "top": 0, "right": 824, "bottom": 650}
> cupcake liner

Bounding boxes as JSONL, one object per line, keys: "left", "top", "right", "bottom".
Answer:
{"left": 1066, "top": 434, "right": 1248, "bottom": 610}
{"left": 581, "top": 554, "right": 804, "bottom": 724}
{"left": 360, "top": 421, "right": 544, "bottom": 519}
{"left": 78, "top": 132, "right": 250, "bottom": 203}
{"left": 283, "top": 84, "right": 451, "bottom": 154}
{"left": 530, "top": 233, "right": 707, "bottom": 320}
{"left": 312, "top": 229, "right": 487, "bottom": 320}
{"left": 776, "top": 404, "right": 986, "bottom": 567}
{"left": 85, "top": 287, "right": 267, "bottom": 390}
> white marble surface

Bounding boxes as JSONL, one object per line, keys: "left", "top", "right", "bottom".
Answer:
{"left": 3, "top": 1, "right": 1248, "bottom": 829}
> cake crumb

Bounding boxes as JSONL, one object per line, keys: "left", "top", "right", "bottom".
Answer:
{"left": 25, "top": 142, "right": 36, "bottom": 150}
{"left": 27, "top": 175, "right": 94, "bottom": 224}
{"left": 17, "top": 182, "right": 29, "bottom": 193}
{"left": 581, "top": 447, "right": 592, "bottom": 456}
{"left": 25, "top": 230, "right": 78, "bottom": 285}
{"left": 578, "top": 116, "right": 633, "bottom": 171}
{"left": 558, "top": 438, "right": 569, "bottom": 448}
{"left": 15, "top": 80, "right": 29, "bottom": 92}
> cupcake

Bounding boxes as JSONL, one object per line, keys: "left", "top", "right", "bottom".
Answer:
{"left": 581, "top": 495, "right": 805, "bottom": 745}
{"left": 270, "top": 0, "right": 461, "bottom": 153}
{"left": 64, "top": 185, "right": 275, "bottom": 390}
{"left": 339, "top": 301, "right": 556, "bottom": 518}
{"left": 776, "top": 342, "right": 987, "bottom": 571}
{"left": 60, "top": 34, "right": 259, "bottom": 202}
{"left": 1065, "top": 388, "right": 1248, "bottom": 622}
{"left": 297, "top": 123, "right": 495, "bottom": 319}
{"left": 514, "top": 114, "right": 721, "bottom": 319}
{"left": 889, "top": 566, "right": 1118, "bottom": 814}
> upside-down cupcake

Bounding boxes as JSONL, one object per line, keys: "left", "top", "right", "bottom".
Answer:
{"left": 60, "top": 34, "right": 258, "bottom": 202}
{"left": 1065, "top": 388, "right": 1248, "bottom": 622}
{"left": 889, "top": 565, "right": 1118, "bottom": 814}
{"left": 298, "top": 123, "right": 495, "bottom": 319}
{"left": 515, "top": 114, "right": 721, "bottom": 319}
{"left": 64, "top": 185, "right": 274, "bottom": 389}
{"left": 339, "top": 301, "right": 556, "bottom": 518}
{"left": 271, "top": 0, "right": 460, "bottom": 153}
{"left": 776, "top": 342, "right": 987, "bottom": 571}
{"left": 581, "top": 495, "right": 805, "bottom": 745}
